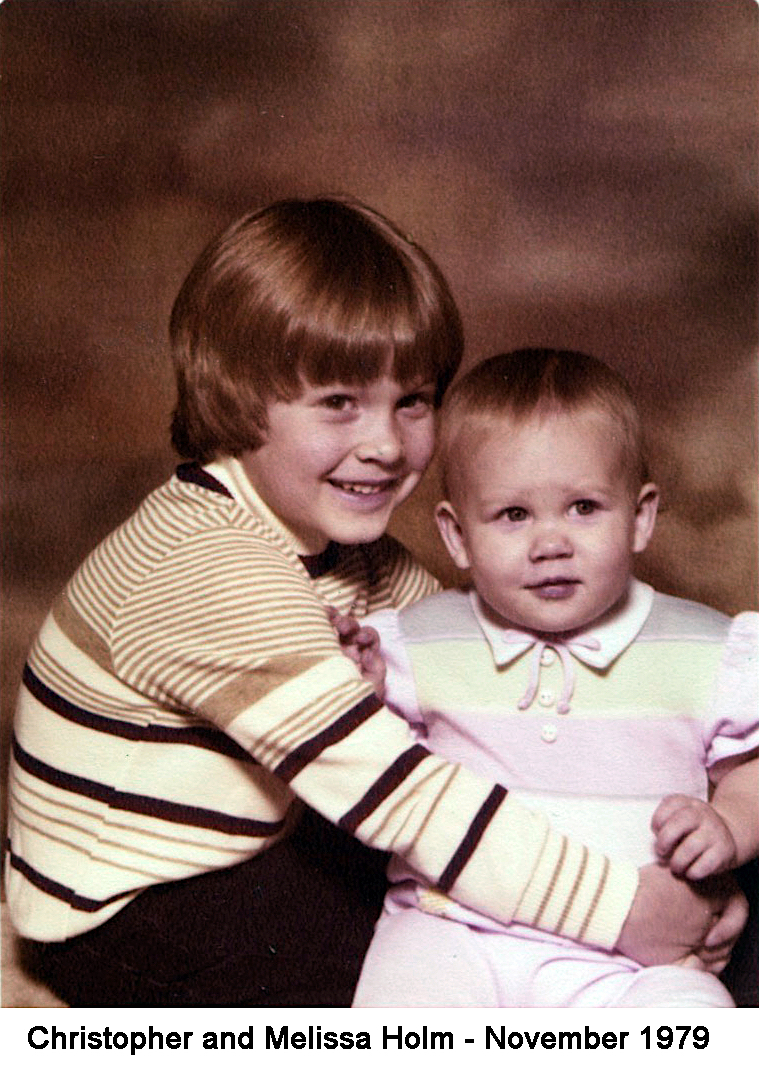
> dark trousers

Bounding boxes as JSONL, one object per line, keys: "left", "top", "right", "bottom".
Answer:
{"left": 22, "top": 808, "right": 389, "bottom": 1007}
{"left": 21, "top": 831, "right": 759, "bottom": 1007}
{"left": 721, "top": 860, "right": 759, "bottom": 1008}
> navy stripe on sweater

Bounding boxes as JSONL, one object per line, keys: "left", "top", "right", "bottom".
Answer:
{"left": 5, "top": 841, "right": 137, "bottom": 913}
{"left": 23, "top": 666, "right": 252, "bottom": 761}
{"left": 12, "top": 736, "right": 285, "bottom": 837}
{"left": 339, "top": 744, "right": 430, "bottom": 835}
{"left": 437, "top": 784, "right": 508, "bottom": 893}
{"left": 274, "top": 692, "right": 382, "bottom": 783}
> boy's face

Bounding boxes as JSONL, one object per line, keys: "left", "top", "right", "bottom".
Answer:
{"left": 241, "top": 372, "right": 436, "bottom": 552}
{"left": 436, "top": 409, "right": 658, "bottom": 635}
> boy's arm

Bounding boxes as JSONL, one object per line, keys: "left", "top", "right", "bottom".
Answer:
{"left": 114, "top": 533, "right": 737, "bottom": 963}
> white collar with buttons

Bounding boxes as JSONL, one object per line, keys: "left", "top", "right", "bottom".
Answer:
{"left": 470, "top": 579, "right": 655, "bottom": 715}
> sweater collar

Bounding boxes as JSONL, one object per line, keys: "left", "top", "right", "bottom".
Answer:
{"left": 201, "top": 457, "right": 341, "bottom": 575}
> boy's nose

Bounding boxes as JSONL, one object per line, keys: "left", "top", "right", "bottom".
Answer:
{"left": 355, "top": 420, "right": 403, "bottom": 464}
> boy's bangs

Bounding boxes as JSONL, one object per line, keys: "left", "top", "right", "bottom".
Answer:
{"left": 291, "top": 313, "right": 460, "bottom": 400}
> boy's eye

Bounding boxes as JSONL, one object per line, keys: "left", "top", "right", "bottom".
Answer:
{"left": 397, "top": 391, "right": 434, "bottom": 413}
{"left": 500, "top": 506, "right": 528, "bottom": 523}
{"left": 572, "top": 499, "right": 598, "bottom": 516}
{"left": 319, "top": 394, "right": 355, "bottom": 412}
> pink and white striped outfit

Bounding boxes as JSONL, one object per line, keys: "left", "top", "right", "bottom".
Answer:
{"left": 354, "top": 580, "right": 758, "bottom": 1007}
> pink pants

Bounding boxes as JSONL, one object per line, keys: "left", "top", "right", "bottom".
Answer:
{"left": 353, "top": 905, "right": 734, "bottom": 1008}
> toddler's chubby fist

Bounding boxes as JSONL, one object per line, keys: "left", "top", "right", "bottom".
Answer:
{"left": 327, "top": 607, "right": 386, "bottom": 701}
{"left": 651, "top": 794, "right": 737, "bottom": 880}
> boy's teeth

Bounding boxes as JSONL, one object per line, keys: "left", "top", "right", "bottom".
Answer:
{"left": 340, "top": 482, "right": 380, "bottom": 494}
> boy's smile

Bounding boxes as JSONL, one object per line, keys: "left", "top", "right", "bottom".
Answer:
{"left": 241, "top": 372, "right": 436, "bottom": 552}
{"left": 436, "top": 408, "right": 659, "bottom": 635}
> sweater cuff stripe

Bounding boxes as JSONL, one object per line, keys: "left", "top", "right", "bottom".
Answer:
{"left": 577, "top": 855, "right": 610, "bottom": 942}
{"left": 555, "top": 845, "right": 588, "bottom": 936}
{"left": 532, "top": 836, "right": 567, "bottom": 929}
{"left": 437, "top": 784, "right": 507, "bottom": 893}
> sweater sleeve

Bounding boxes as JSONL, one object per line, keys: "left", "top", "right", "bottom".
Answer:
{"left": 113, "top": 528, "right": 637, "bottom": 950}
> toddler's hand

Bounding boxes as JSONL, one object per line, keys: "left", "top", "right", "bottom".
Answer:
{"left": 651, "top": 794, "right": 738, "bottom": 880}
{"left": 327, "top": 607, "right": 386, "bottom": 701}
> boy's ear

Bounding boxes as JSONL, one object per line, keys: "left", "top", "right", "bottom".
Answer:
{"left": 632, "top": 482, "right": 659, "bottom": 553}
{"left": 435, "top": 501, "right": 471, "bottom": 570}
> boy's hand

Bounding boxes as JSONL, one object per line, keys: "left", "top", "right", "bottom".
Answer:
{"left": 616, "top": 864, "right": 747, "bottom": 973}
{"left": 327, "top": 607, "right": 386, "bottom": 701}
{"left": 700, "top": 887, "right": 750, "bottom": 972}
{"left": 652, "top": 794, "right": 738, "bottom": 879}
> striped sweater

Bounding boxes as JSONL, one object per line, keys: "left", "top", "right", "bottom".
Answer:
{"left": 6, "top": 457, "right": 637, "bottom": 946}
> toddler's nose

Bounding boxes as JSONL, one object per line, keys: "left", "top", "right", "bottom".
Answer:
{"left": 529, "top": 528, "right": 573, "bottom": 562}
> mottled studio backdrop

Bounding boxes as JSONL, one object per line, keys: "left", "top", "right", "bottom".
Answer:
{"left": 2, "top": 0, "right": 757, "bottom": 781}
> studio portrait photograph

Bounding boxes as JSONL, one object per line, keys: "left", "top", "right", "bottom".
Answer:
{"left": 1, "top": 0, "right": 757, "bottom": 1023}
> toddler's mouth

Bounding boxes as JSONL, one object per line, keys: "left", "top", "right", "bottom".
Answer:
{"left": 527, "top": 578, "right": 580, "bottom": 598}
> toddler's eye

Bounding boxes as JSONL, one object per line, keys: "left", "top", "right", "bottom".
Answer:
{"left": 572, "top": 499, "right": 598, "bottom": 516}
{"left": 501, "top": 506, "right": 528, "bottom": 523}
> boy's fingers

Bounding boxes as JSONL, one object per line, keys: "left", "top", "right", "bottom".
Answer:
{"left": 331, "top": 614, "right": 360, "bottom": 639}
{"left": 696, "top": 883, "right": 747, "bottom": 968}
{"left": 674, "top": 953, "right": 705, "bottom": 971}
{"left": 698, "top": 950, "right": 731, "bottom": 975}
{"left": 355, "top": 625, "right": 380, "bottom": 650}
{"left": 703, "top": 887, "right": 748, "bottom": 950}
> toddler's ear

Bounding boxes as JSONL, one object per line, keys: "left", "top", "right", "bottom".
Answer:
{"left": 435, "top": 501, "right": 471, "bottom": 570}
{"left": 633, "top": 482, "right": 659, "bottom": 553}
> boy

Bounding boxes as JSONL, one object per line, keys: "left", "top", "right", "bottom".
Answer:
{"left": 5, "top": 206, "right": 741, "bottom": 1006}
{"left": 353, "top": 349, "right": 758, "bottom": 1007}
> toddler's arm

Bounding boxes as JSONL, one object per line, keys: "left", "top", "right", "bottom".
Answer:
{"left": 711, "top": 755, "right": 759, "bottom": 866}
{"left": 652, "top": 756, "right": 759, "bottom": 879}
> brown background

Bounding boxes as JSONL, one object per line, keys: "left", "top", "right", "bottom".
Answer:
{"left": 1, "top": 0, "right": 757, "bottom": 973}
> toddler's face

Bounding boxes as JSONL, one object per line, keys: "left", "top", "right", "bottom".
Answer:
{"left": 436, "top": 410, "right": 658, "bottom": 634}
{"left": 241, "top": 370, "right": 436, "bottom": 552}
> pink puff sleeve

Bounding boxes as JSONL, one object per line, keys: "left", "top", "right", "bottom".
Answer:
{"left": 705, "top": 611, "right": 759, "bottom": 770}
{"left": 364, "top": 608, "right": 426, "bottom": 735}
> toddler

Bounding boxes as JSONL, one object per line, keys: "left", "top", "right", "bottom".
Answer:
{"left": 353, "top": 349, "right": 758, "bottom": 1008}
